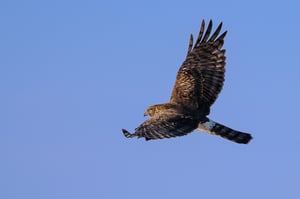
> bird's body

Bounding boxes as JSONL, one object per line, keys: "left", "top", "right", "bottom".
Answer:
{"left": 122, "top": 20, "right": 252, "bottom": 144}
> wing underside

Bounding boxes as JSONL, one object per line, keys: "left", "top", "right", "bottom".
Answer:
{"left": 122, "top": 113, "right": 199, "bottom": 140}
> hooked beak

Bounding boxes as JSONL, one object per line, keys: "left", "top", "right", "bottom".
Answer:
{"left": 144, "top": 111, "right": 148, "bottom": 117}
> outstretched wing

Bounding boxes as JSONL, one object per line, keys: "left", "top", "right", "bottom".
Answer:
{"left": 170, "top": 20, "right": 227, "bottom": 110}
{"left": 122, "top": 112, "right": 199, "bottom": 140}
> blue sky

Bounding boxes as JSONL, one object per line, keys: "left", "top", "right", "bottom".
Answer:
{"left": 1, "top": 0, "right": 300, "bottom": 198}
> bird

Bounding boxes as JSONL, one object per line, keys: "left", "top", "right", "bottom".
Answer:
{"left": 122, "top": 20, "right": 252, "bottom": 144}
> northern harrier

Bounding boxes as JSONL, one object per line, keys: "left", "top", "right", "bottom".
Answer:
{"left": 122, "top": 20, "right": 252, "bottom": 144}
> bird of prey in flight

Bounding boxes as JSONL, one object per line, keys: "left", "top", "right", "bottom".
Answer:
{"left": 122, "top": 20, "right": 252, "bottom": 144}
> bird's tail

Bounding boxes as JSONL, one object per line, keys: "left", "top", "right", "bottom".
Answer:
{"left": 197, "top": 118, "right": 252, "bottom": 144}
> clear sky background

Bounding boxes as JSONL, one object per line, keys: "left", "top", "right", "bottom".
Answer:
{"left": 1, "top": 0, "right": 300, "bottom": 198}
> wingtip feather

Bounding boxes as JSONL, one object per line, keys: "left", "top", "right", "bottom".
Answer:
{"left": 122, "top": 129, "right": 136, "bottom": 138}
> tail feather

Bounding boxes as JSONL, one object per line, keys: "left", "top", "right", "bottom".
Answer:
{"left": 197, "top": 118, "right": 252, "bottom": 144}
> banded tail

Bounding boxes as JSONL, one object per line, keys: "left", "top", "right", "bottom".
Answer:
{"left": 197, "top": 118, "right": 252, "bottom": 144}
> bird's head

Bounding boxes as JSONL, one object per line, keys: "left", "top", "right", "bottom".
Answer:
{"left": 144, "top": 106, "right": 156, "bottom": 117}
{"left": 144, "top": 103, "right": 173, "bottom": 117}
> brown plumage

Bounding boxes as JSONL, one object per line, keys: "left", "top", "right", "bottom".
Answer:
{"left": 122, "top": 20, "right": 252, "bottom": 144}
